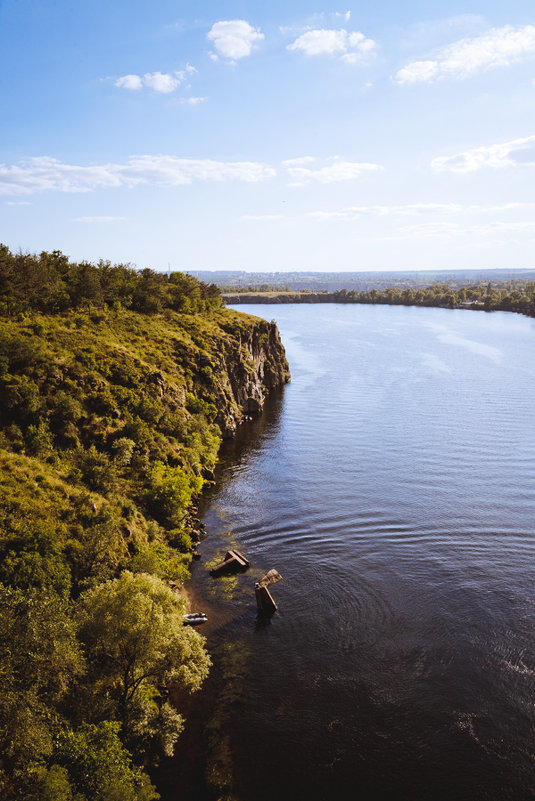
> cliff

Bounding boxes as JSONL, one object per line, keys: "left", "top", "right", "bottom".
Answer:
{"left": 211, "top": 315, "right": 290, "bottom": 436}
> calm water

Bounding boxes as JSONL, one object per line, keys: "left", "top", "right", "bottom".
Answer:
{"left": 163, "top": 304, "right": 535, "bottom": 801}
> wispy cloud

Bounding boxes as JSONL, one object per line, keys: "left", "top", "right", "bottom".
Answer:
{"left": 399, "top": 222, "right": 463, "bottom": 238}
{"left": 207, "top": 20, "right": 264, "bottom": 61}
{"left": 241, "top": 214, "right": 285, "bottom": 221}
{"left": 310, "top": 203, "right": 462, "bottom": 219}
{"left": 0, "top": 156, "right": 276, "bottom": 196}
{"left": 5, "top": 200, "right": 32, "bottom": 206}
{"left": 395, "top": 24, "right": 535, "bottom": 84}
{"left": 282, "top": 156, "right": 316, "bottom": 167}
{"left": 280, "top": 11, "right": 352, "bottom": 36}
{"left": 114, "top": 64, "right": 196, "bottom": 93}
{"left": 181, "top": 96, "right": 206, "bottom": 105}
{"left": 400, "top": 220, "right": 535, "bottom": 239}
{"left": 75, "top": 216, "right": 127, "bottom": 223}
{"left": 431, "top": 135, "right": 535, "bottom": 173}
{"left": 400, "top": 15, "right": 486, "bottom": 51}
{"left": 287, "top": 28, "right": 376, "bottom": 63}
{"left": 310, "top": 201, "right": 535, "bottom": 219}
{"left": 283, "top": 156, "right": 382, "bottom": 185}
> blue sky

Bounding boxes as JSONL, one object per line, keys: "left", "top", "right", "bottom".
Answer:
{"left": 1, "top": 0, "right": 535, "bottom": 271}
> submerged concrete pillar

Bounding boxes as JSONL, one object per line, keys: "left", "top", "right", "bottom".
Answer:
{"left": 255, "top": 582, "right": 277, "bottom": 614}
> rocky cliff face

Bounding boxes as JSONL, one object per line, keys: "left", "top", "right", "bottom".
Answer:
{"left": 212, "top": 317, "right": 290, "bottom": 437}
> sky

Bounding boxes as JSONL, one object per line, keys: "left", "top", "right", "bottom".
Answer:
{"left": 1, "top": 0, "right": 535, "bottom": 272}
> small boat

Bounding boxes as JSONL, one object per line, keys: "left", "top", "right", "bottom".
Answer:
{"left": 184, "top": 612, "right": 208, "bottom": 625}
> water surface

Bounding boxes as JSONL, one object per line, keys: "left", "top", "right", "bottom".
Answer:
{"left": 166, "top": 304, "right": 535, "bottom": 801}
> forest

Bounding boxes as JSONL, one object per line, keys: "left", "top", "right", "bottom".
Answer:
{"left": 0, "top": 245, "right": 288, "bottom": 800}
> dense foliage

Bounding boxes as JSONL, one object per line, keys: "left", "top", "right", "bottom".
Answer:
{"left": 0, "top": 244, "right": 221, "bottom": 316}
{"left": 0, "top": 249, "right": 281, "bottom": 800}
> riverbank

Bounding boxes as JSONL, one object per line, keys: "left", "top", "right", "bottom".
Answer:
{"left": 223, "top": 285, "right": 535, "bottom": 317}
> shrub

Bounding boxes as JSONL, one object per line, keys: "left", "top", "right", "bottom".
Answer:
{"left": 77, "top": 446, "right": 117, "bottom": 495}
{"left": 112, "top": 437, "right": 136, "bottom": 466}
{"left": 146, "top": 462, "right": 203, "bottom": 528}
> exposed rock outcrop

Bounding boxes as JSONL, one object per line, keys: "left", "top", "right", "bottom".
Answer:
{"left": 212, "top": 318, "right": 290, "bottom": 437}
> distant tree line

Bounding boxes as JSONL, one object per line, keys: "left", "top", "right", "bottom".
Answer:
{"left": 224, "top": 281, "right": 535, "bottom": 318}
{"left": 332, "top": 282, "right": 535, "bottom": 315}
{"left": 0, "top": 245, "right": 222, "bottom": 316}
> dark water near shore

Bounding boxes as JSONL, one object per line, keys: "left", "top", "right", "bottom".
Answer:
{"left": 161, "top": 304, "right": 535, "bottom": 801}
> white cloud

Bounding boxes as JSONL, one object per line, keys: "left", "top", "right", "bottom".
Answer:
{"left": 181, "top": 96, "right": 206, "bottom": 105}
{"left": 310, "top": 22, "right": 348, "bottom": 43}
{"left": 75, "top": 216, "right": 127, "bottom": 223}
{"left": 115, "top": 74, "right": 144, "bottom": 90}
{"left": 207, "top": 20, "right": 264, "bottom": 61}
{"left": 0, "top": 156, "right": 276, "bottom": 196}
{"left": 114, "top": 65, "right": 196, "bottom": 93}
{"left": 395, "top": 24, "right": 535, "bottom": 83}
{"left": 5, "top": 200, "right": 32, "bottom": 206}
{"left": 284, "top": 156, "right": 382, "bottom": 185}
{"left": 287, "top": 28, "right": 376, "bottom": 62}
{"left": 395, "top": 60, "right": 439, "bottom": 84}
{"left": 431, "top": 135, "right": 535, "bottom": 173}
{"left": 142, "top": 72, "right": 185, "bottom": 93}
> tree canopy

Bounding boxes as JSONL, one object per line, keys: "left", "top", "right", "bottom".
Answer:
{"left": 0, "top": 245, "right": 221, "bottom": 316}
{"left": 77, "top": 571, "right": 210, "bottom": 745}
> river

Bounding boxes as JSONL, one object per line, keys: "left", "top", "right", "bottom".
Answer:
{"left": 159, "top": 303, "right": 535, "bottom": 801}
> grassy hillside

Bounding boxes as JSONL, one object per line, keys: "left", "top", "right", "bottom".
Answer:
{"left": 0, "top": 249, "right": 290, "bottom": 800}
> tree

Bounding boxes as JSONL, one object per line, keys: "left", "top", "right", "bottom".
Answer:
{"left": 48, "top": 721, "right": 158, "bottom": 801}
{"left": 76, "top": 572, "right": 210, "bottom": 757}
{"left": 69, "top": 262, "right": 102, "bottom": 312}
{"left": 0, "top": 584, "right": 83, "bottom": 799}
{"left": 146, "top": 462, "right": 203, "bottom": 528}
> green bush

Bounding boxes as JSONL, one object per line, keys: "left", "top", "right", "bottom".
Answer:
{"left": 146, "top": 462, "right": 203, "bottom": 528}
{"left": 53, "top": 722, "right": 158, "bottom": 801}
{"left": 77, "top": 446, "right": 117, "bottom": 495}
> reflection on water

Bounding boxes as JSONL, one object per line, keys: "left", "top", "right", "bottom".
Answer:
{"left": 158, "top": 305, "right": 535, "bottom": 801}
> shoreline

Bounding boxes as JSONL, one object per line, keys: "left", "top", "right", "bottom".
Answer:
{"left": 223, "top": 294, "right": 535, "bottom": 319}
